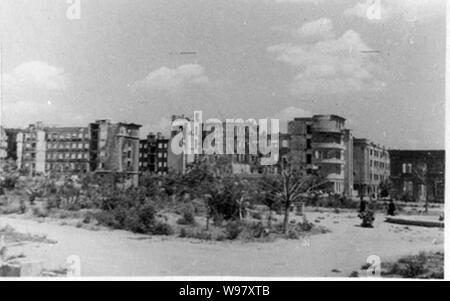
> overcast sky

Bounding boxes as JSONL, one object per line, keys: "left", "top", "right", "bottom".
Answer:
{"left": 0, "top": 0, "right": 446, "bottom": 149}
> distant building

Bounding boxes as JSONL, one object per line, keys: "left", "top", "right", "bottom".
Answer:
{"left": 4, "top": 128, "right": 20, "bottom": 161}
{"left": 0, "top": 127, "right": 7, "bottom": 171}
{"left": 45, "top": 127, "right": 90, "bottom": 174}
{"left": 389, "top": 150, "right": 444, "bottom": 203}
{"left": 10, "top": 120, "right": 141, "bottom": 186}
{"left": 167, "top": 114, "right": 191, "bottom": 174}
{"left": 89, "top": 119, "right": 141, "bottom": 187}
{"left": 353, "top": 138, "right": 390, "bottom": 198}
{"left": 167, "top": 114, "right": 282, "bottom": 175}
{"left": 139, "top": 132, "right": 169, "bottom": 175}
{"left": 15, "top": 122, "right": 47, "bottom": 175}
{"left": 288, "top": 115, "right": 354, "bottom": 195}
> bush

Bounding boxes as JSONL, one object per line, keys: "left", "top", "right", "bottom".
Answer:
{"left": 381, "top": 252, "right": 443, "bottom": 279}
{"left": 177, "top": 204, "right": 196, "bottom": 225}
{"left": 151, "top": 222, "right": 174, "bottom": 236}
{"left": 297, "top": 216, "right": 313, "bottom": 232}
{"left": 2, "top": 175, "right": 18, "bottom": 190}
{"left": 237, "top": 222, "right": 268, "bottom": 241}
{"left": 179, "top": 228, "right": 212, "bottom": 240}
{"left": 32, "top": 207, "right": 48, "bottom": 218}
{"left": 139, "top": 204, "right": 156, "bottom": 229}
{"left": 251, "top": 212, "right": 262, "bottom": 220}
{"left": 94, "top": 211, "right": 119, "bottom": 228}
{"left": 225, "top": 221, "right": 243, "bottom": 240}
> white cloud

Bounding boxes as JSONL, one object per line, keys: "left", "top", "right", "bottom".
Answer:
{"left": 274, "top": 0, "right": 322, "bottom": 4}
{"left": 298, "top": 18, "right": 334, "bottom": 39}
{"left": 344, "top": 0, "right": 444, "bottom": 23}
{"left": 268, "top": 29, "right": 385, "bottom": 96}
{"left": 131, "top": 64, "right": 209, "bottom": 93}
{"left": 1, "top": 61, "right": 72, "bottom": 127}
{"left": 3, "top": 61, "right": 71, "bottom": 92}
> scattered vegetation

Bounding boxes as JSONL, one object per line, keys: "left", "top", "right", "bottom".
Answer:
{"left": 0, "top": 224, "right": 57, "bottom": 244}
{"left": 381, "top": 252, "right": 443, "bottom": 279}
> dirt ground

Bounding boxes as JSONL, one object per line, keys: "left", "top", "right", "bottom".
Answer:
{"left": 0, "top": 209, "right": 443, "bottom": 278}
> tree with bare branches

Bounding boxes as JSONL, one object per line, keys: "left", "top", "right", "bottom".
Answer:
{"left": 260, "top": 168, "right": 326, "bottom": 234}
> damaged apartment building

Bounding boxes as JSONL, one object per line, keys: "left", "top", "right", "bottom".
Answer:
{"left": 10, "top": 120, "right": 141, "bottom": 186}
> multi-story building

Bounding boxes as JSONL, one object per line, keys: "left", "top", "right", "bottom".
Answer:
{"left": 10, "top": 120, "right": 141, "bottom": 186}
{"left": 389, "top": 150, "right": 444, "bottom": 203}
{"left": 167, "top": 114, "right": 284, "bottom": 175}
{"left": 15, "top": 122, "right": 47, "bottom": 174}
{"left": 45, "top": 127, "right": 90, "bottom": 174}
{"left": 353, "top": 138, "right": 390, "bottom": 198}
{"left": 89, "top": 119, "right": 141, "bottom": 187}
{"left": 288, "top": 115, "right": 354, "bottom": 195}
{"left": 4, "top": 128, "right": 20, "bottom": 161}
{"left": 139, "top": 132, "right": 169, "bottom": 175}
{"left": 0, "top": 127, "right": 7, "bottom": 171}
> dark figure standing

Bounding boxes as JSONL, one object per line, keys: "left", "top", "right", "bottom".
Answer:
{"left": 387, "top": 199, "right": 396, "bottom": 216}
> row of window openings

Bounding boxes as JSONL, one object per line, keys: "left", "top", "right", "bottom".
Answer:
{"left": 47, "top": 133, "right": 88, "bottom": 140}
{"left": 369, "top": 149, "right": 388, "bottom": 158}
{"left": 370, "top": 160, "right": 389, "bottom": 169}
{"left": 140, "top": 152, "right": 168, "bottom": 159}
{"left": 46, "top": 163, "right": 88, "bottom": 171}
{"left": 140, "top": 161, "right": 167, "bottom": 168}
{"left": 369, "top": 173, "right": 386, "bottom": 182}
{"left": 141, "top": 143, "right": 168, "bottom": 149}
{"left": 402, "top": 163, "right": 413, "bottom": 174}
{"left": 47, "top": 153, "right": 89, "bottom": 160}
{"left": 47, "top": 142, "right": 89, "bottom": 149}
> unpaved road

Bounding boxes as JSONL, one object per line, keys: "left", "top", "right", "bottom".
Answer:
{"left": 0, "top": 212, "right": 443, "bottom": 277}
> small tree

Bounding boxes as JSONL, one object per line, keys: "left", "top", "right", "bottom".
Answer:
{"left": 261, "top": 168, "right": 326, "bottom": 234}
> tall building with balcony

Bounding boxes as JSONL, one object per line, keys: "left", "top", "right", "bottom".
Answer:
{"left": 353, "top": 138, "right": 390, "bottom": 198}
{"left": 288, "top": 115, "right": 353, "bottom": 195}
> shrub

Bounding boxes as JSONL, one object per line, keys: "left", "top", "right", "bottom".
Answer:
{"left": 138, "top": 204, "right": 156, "bottom": 229}
{"left": 2, "top": 175, "right": 18, "bottom": 190}
{"left": 286, "top": 229, "right": 300, "bottom": 239}
{"left": 82, "top": 214, "right": 92, "bottom": 224}
{"left": 237, "top": 222, "right": 268, "bottom": 241}
{"left": 381, "top": 252, "right": 443, "bottom": 279}
{"left": 32, "top": 207, "right": 48, "bottom": 218}
{"left": 179, "top": 228, "right": 212, "bottom": 240}
{"left": 225, "top": 221, "right": 243, "bottom": 240}
{"left": 251, "top": 212, "right": 262, "bottom": 220}
{"left": 177, "top": 204, "right": 196, "bottom": 225}
{"left": 151, "top": 222, "right": 174, "bottom": 235}
{"left": 94, "top": 211, "right": 118, "bottom": 228}
{"left": 297, "top": 216, "right": 314, "bottom": 232}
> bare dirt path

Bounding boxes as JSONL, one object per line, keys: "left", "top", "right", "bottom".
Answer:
{"left": 0, "top": 212, "right": 443, "bottom": 277}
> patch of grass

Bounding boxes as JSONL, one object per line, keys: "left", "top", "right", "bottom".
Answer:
{"left": 0, "top": 224, "right": 57, "bottom": 244}
{"left": 381, "top": 252, "right": 444, "bottom": 279}
{"left": 179, "top": 228, "right": 213, "bottom": 241}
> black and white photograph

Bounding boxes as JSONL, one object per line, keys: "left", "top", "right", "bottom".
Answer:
{"left": 0, "top": 0, "right": 446, "bottom": 281}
